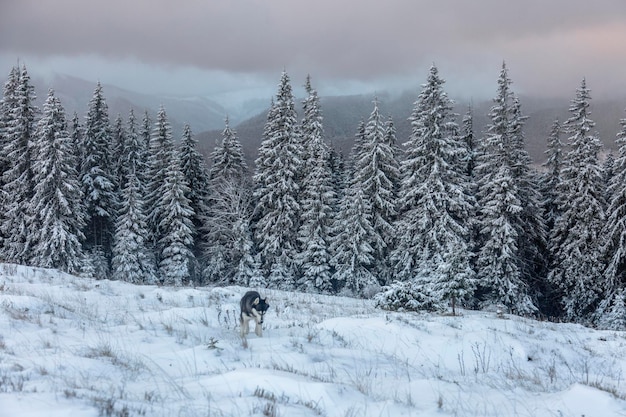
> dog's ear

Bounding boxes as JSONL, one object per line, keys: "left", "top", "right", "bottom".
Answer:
{"left": 252, "top": 297, "right": 260, "bottom": 306}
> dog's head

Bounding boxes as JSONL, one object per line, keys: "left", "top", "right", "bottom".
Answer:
{"left": 255, "top": 297, "right": 270, "bottom": 324}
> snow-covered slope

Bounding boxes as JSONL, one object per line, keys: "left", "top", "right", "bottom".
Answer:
{"left": 0, "top": 264, "right": 624, "bottom": 417}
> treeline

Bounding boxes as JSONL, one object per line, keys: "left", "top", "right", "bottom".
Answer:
{"left": 1, "top": 64, "right": 625, "bottom": 329}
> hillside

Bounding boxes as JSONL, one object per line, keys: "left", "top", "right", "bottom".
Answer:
{"left": 1, "top": 264, "right": 625, "bottom": 417}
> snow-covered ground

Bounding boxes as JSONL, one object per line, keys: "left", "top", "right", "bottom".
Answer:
{"left": 0, "top": 263, "right": 625, "bottom": 417}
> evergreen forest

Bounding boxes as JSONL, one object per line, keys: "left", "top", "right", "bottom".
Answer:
{"left": 2, "top": 63, "right": 625, "bottom": 330}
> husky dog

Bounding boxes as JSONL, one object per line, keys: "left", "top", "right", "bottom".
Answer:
{"left": 240, "top": 291, "right": 269, "bottom": 338}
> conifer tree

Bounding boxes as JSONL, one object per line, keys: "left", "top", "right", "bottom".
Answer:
{"left": 509, "top": 96, "right": 548, "bottom": 307}
{"left": 111, "top": 109, "right": 156, "bottom": 284}
{"left": 0, "top": 66, "right": 20, "bottom": 252}
{"left": 157, "top": 152, "right": 196, "bottom": 286}
{"left": 297, "top": 75, "right": 335, "bottom": 293}
{"left": 146, "top": 106, "right": 176, "bottom": 248}
{"left": 598, "top": 111, "right": 626, "bottom": 326}
{"left": 209, "top": 117, "right": 249, "bottom": 183}
{"left": 540, "top": 120, "right": 564, "bottom": 233}
{"left": 1, "top": 65, "right": 38, "bottom": 263}
{"left": 29, "top": 89, "right": 85, "bottom": 274}
{"left": 390, "top": 65, "right": 475, "bottom": 313}
{"left": 474, "top": 63, "right": 537, "bottom": 315}
{"left": 112, "top": 113, "right": 127, "bottom": 191}
{"left": 204, "top": 118, "right": 255, "bottom": 284}
{"left": 179, "top": 123, "right": 211, "bottom": 278}
{"left": 112, "top": 170, "right": 157, "bottom": 284}
{"left": 203, "top": 180, "right": 258, "bottom": 285}
{"left": 353, "top": 99, "right": 400, "bottom": 284}
{"left": 139, "top": 111, "right": 152, "bottom": 185}
{"left": 461, "top": 104, "right": 477, "bottom": 178}
{"left": 253, "top": 71, "right": 302, "bottom": 286}
{"left": 331, "top": 183, "right": 378, "bottom": 295}
{"left": 548, "top": 79, "right": 605, "bottom": 321}
{"left": 81, "top": 82, "right": 116, "bottom": 273}
{"left": 0, "top": 67, "right": 19, "bottom": 187}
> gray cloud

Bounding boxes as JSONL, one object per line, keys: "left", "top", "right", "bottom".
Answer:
{"left": 2, "top": 0, "right": 626, "bottom": 99}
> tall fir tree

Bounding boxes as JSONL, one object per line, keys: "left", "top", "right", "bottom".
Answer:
{"left": 390, "top": 65, "right": 475, "bottom": 313}
{"left": 111, "top": 109, "right": 156, "bottom": 284}
{"left": 548, "top": 79, "right": 606, "bottom": 322}
{"left": 474, "top": 63, "right": 537, "bottom": 315}
{"left": 1, "top": 65, "right": 38, "bottom": 264}
{"left": 508, "top": 96, "right": 549, "bottom": 309}
{"left": 0, "top": 67, "right": 20, "bottom": 252}
{"left": 209, "top": 117, "right": 249, "bottom": 183}
{"left": 597, "top": 111, "right": 626, "bottom": 328}
{"left": 204, "top": 118, "right": 256, "bottom": 284}
{"left": 296, "top": 75, "right": 335, "bottom": 293}
{"left": 179, "top": 123, "right": 211, "bottom": 279}
{"left": 331, "top": 182, "right": 378, "bottom": 295}
{"left": 111, "top": 113, "right": 128, "bottom": 191}
{"left": 540, "top": 119, "right": 564, "bottom": 233}
{"left": 146, "top": 106, "right": 176, "bottom": 250}
{"left": 353, "top": 98, "right": 400, "bottom": 285}
{"left": 0, "top": 67, "right": 19, "bottom": 188}
{"left": 81, "top": 82, "right": 116, "bottom": 275}
{"left": 157, "top": 151, "right": 195, "bottom": 286}
{"left": 112, "top": 170, "right": 157, "bottom": 285}
{"left": 29, "top": 89, "right": 85, "bottom": 274}
{"left": 253, "top": 71, "right": 302, "bottom": 288}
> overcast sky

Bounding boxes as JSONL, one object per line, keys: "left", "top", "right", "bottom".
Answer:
{"left": 2, "top": 0, "right": 626, "bottom": 103}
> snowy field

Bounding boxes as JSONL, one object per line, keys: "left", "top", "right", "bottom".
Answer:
{"left": 0, "top": 264, "right": 625, "bottom": 417}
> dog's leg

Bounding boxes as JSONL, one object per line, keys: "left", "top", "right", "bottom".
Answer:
{"left": 240, "top": 316, "right": 250, "bottom": 338}
{"left": 255, "top": 321, "right": 262, "bottom": 337}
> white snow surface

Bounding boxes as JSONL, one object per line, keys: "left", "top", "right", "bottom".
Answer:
{"left": 0, "top": 263, "right": 625, "bottom": 417}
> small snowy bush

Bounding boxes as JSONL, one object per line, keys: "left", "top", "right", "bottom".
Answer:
{"left": 374, "top": 280, "right": 440, "bottom": 312}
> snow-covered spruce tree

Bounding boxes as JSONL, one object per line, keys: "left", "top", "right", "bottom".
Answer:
{"left": 540, "top": 120, "right": 564, "bottom": 233}
{"left": 509, "top": 96, "right": 549, "bottom": 310}
{"left": 209, "top": 117, "right": 249, "bottom": 183}
{"left": 548, "top": 79, "right": 605, "bottom": 322}
{"left": 204, "top": 118, "right": 256, "bottom": 284}
{"left": 156, "top": 151, "right": 195, "bottom": 286}
{"left": 111, "top": 113, "right": 128, "bottom": 191}
{"left": 146, "top": 105, "right": 176, "bottom": 250}
{"left": 474, "top": 63, "right": 539, "bottom": 315}
{"left": 179, "top": 123, "right": 211, "bottom": 279}
{"left": 70, "top": 112, "right": 83, "bottom": 162}
{"left": 123, "top": 109, "right": 149, "bottom": 191}
{"left": 331, "top": 182, "right": 378, "bottom": 295}
{"left": 597, "top": 111, "right": 626, "bottom": 328}
{"left": 0, "top": 66, "right": 20, "bottom": 254}
{"left": 139, "top": 111, "right": 152, "bottom": 183}
{"left": 296, "top": 75, "right": 336, "bottom": 293}
{"left": 81, "top": 82, "right": 117, "bottom": 276}
{"left": 388, "top": 65, "right": 475, "bottom": 314}
{"left": 28, "top": 89, "right": 85, "bottom": 274}
{"left": 1, "top": 65, "right": 38, "bottom": 264}
{"left": 461, "top": 104, "right": 477, "bottom": 179}
{"left": 253, "top": 71, "right": 302, "bottom": 288}
{"left": 0, "top": 67, "right": 19, "bottom": 188}
{"left": 352, "top": 99, "right": 400, "bottom": 286}
{"left": 111, "top": 109, "right": 156, "bottom": 284}
{"left": 112, "top": 170, "right": 157, "bottom": 285}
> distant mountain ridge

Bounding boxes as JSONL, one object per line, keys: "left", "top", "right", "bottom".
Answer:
{"left": 31, "top": 74, "right": 249, "bottom": 138}
{"left": 30, "top": 74, "right": 626, "bottom": 166}
{"left": 199, "top": 91, "right": 626, "bottom": 167}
